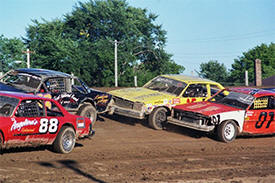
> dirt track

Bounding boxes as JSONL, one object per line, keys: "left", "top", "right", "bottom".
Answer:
{"left": 0, "top": 113, "right": 274, "bottom": 183}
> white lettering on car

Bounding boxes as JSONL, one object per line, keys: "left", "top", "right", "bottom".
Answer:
{"left": 10, "top": 118, "right": 38, "bottom": 131}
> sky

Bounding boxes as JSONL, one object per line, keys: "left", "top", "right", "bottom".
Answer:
{"left": 1, "top": 0, "right": 275, "bottom": 76}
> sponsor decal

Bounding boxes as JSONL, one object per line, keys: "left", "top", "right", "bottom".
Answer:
{"left": 95, "top": 95, "right": 109, "bottom": 104}
{"left": 254, "top": 98, "right": 268, "bottom": 109}
{"left": 10, "top": 118, "right": 38, "bottom": 131}
{"left": 187, "top": 98, "right": 196, "bottom": 103}
{"left": 54, "top": 94, "right": 79, "bottom": 103}
{"left": 173, "top": 98, "right": 180, "bottom": 104}
{"left": 245, "top": 111, "right": 254, "bottom": 117}
{"left": 163, "top": 99, "right": 168, "bottom": 104}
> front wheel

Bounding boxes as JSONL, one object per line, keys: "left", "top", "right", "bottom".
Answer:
{"left": 217, "top": 121, "right": 238, "bottom": 143}
{"left": 0, "top": 132, "right": 3, "bottom": 153}
{"left": 78, "top": 104, "right": 97, "bottom": 127}
{"left": 53, "top": 126, "right": 76, "bottom": 154}
{"left": 149, "top": 107, "right": 168, "bottom": 130}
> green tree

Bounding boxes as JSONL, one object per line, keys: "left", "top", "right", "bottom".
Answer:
{"left": 229, "top": 43, "right": 275, "bottom": 85}
{"left": 197, "top": 60, "right": 229, "bottom": 85}
{"left": 0, "top": 35, "right": 25, "bottom": 73}
{"left": 25, "top": 0, "right": 184, "bottom": 86}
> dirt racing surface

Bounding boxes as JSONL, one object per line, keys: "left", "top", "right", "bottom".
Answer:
{"left": 0, "top": 113, "right": 274, "bottom": 183}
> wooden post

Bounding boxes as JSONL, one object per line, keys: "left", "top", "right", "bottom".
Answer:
{"left": 254, "top": 59, "right": 262, "bottom": 86}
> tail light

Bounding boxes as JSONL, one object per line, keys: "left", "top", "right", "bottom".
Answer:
{"left": 76, "top": 117, "right": 85, "bottom": 128}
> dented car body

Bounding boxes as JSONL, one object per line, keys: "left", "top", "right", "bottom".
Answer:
{"left": 0, "top": 92, "right": 93, "bottom": 153}
{"left": 109, "top": 75, "right": 224, "bottom": 129}
{"left": 167, "top": 88, "right": 275, "bottom": 142}
{"left": 0, "top": 68, "right": 112, "bottom": 125}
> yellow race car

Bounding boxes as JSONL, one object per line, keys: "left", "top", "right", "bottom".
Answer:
{"left": 108, "top": 75, "right": 224, "bottom": 130}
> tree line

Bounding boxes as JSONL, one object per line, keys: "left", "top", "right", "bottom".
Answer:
{"left": 0, "top": 0, "right": 274, "bottom": 87}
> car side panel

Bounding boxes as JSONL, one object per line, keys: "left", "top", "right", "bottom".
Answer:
{"left": 243, "top": 109, "right": 275, "bottom": 134}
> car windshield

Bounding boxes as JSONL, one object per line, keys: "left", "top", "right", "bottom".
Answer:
{"left": 144, "top": 76, "right": 187, "bottom": 96}
{"left": 0, "top": 95, "right": 19, "bottom": 116}
{"left": 212, "top": 91, "right": 254, "bottom": 109}
{"left": 1, "top": 71, "right": 41, "bottom": 92}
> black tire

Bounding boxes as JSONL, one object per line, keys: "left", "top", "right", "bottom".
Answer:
{"left": 0, "top": 132, "right": 3, "bottom": 154}
{"left": 217, "top": 121, "right": 238, "bottom": 143}
{"left": 53, "top": 126, "right": 76, "bottom": 154}
{"left": 149, "top": 107, "right": 168, "bottom": 130}
{"left": 78, "top": 104, "right": 97, "bottom": 127}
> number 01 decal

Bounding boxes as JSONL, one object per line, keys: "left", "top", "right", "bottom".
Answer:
{"left": 39, "top": 118, "right": 59, "bottom": 133}
{"left": 255, "top": 112, "right": 274, "bottom": 129}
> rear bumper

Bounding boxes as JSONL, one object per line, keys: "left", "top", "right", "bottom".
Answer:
{"left": 167, "top": 116, "right": 215, "bottom": 132}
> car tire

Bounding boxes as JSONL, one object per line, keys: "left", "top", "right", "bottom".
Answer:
{"left": 78, "top": 104, "right": 97, "bottom": 127}
{"left": 217, "top": 120, "right": 237, "bottom": 143}
{"left": 0, "top": 132, "right": 3, "bottom": 153}
{"left": 149, "top": 107, "right": 167, "bottom": 130}
{"left": 53, "top": 126, "right": 76, "bottom": 154}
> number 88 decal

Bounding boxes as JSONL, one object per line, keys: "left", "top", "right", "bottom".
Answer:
{"left": 39, "top": 118, "right": 59, "bottom": 133}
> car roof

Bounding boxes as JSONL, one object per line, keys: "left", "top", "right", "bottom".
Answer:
{"left": 229, "top": 87, "right": 275, "bottom": 97}
{"left": 16, "top": 68, "right": 72, "bottom": 79}
{"left": 161, "top": 74, "right": 219, "bottom": 84}
{"left": 0, "top": 91, "right": 51, "bottom": 100}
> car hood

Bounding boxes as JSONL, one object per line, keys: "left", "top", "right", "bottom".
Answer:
{"left": 109, "top": 87, "right": 174, "bottom": 104}
{"left": 0, "top": 82, "right": 25, "bottom": 93}
{"left": 173, "top": 101, "right": 242, "bottom": 116}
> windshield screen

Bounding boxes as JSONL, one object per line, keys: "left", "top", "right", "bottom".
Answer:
{"left": 144, "top": 76, "right": 187, "bottom": 96}
{"left": 2, "top": 72, "right": 41, "bottom": 92}
{"left": 213, "top": 91, "right": 254, "bottom": 109}
{"left": 0, "top": 95, "right": 19, "bottom": 116}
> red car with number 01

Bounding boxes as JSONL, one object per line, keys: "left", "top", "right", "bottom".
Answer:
{"left": 167, "top": 88, "right": 275, "bottom": 142}
{"left": 0, "top": 92, "right": 93, "bottom": 153}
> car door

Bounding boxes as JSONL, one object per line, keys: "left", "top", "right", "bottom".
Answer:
{"left": 43, "top": 100, "right": 64, "bottom": 143}
{"left": 243, "top": 96, "right": 275, "bottom": 134}
{"left": 11, "top": 99, "right": 49, "bottom": 144}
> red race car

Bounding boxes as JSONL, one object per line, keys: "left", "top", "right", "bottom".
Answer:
{"left": 0, "top": 91, "right": 93, "bottom": 153}
{"left": 167, "top": 88, "right": 275, "bottom": 142}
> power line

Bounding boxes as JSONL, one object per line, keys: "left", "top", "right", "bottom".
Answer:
{"left": 169, "top": 29, "right": 275, "bottom": 43}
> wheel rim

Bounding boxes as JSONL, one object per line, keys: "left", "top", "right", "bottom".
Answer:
{"left": 62, "top": 131, "right": 75, "bottom": 152}
{"left": 155, "top": 110, "right": 166, "bottom": 128}
{"left": 224, "top": 123, "right": 235, "bottom": 140}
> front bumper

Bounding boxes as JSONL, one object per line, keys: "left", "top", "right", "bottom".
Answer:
{"left": 109, "top": 105, "right": 145, "bottom": 119}
{"left": 167, "top": 116, "right": 215, "bottom": 132}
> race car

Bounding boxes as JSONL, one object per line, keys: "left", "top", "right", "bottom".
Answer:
{"left": 108, "top": 75, "right": 225, "bottom": 129}
{"left": 0, "top": 91, "right": 93, "bottom": 153}
{"left": 167, "top": 88, "right": 275, "bottom": 142}
{"left": 0, "top": 68, "right": 112, "bottom": 126}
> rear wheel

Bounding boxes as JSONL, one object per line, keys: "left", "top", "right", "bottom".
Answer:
{"left": 53, "top": 126, "right": 76, "bottom": 154}
{"left": 149, "top": 107, "right": 167, "bottom": 130}
{"left": 217, "top": 121, "right": 237, "bottom": 143}
{"left": 78, "top": 104, "right": 97, "bottom": 127}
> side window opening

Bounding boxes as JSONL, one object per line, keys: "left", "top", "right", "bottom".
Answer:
{"left": 210, "top": 85, "right": 221, "bottom": 96}
{"left": 183, "top": 84, "right": 208, "bottom": 98}
{"left": 46, "top": 101, "right": 64, "bottom": 117}
{"left": 72, "top": 78, "right": 86, "bottom": 94}
{"left": 15, "top": 100, "right": 44, "bottom": 117}
{"left": 250, "top": 96, "right": 273, "bottom": 110}
{"left": 45, "top": 78, "right": 66, "bottom": 94}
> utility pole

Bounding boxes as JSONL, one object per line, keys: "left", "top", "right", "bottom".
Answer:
{"left": 114, "top": 40, "right": 118, "bottom": 87}
{"left": 245, "top": 70, "right": 249, "bottom": 86}
{"left": 22, "top": 49, "right": 34, "bottom": 68}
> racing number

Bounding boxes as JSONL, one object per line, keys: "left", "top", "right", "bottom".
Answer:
{"left": 255, "top": 112, "right": 274, "bottom": 129}
{"left": 39, "top": 118, "right": 59, "bottom": 133}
